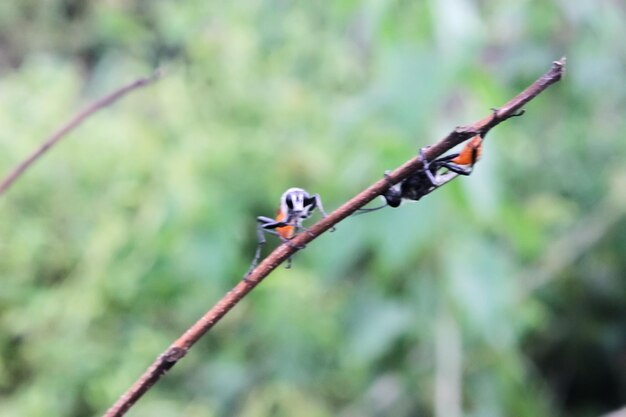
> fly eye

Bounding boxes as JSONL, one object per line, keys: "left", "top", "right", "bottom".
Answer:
{"left": 286, "top": 197, "right": 294, "bottom": 210}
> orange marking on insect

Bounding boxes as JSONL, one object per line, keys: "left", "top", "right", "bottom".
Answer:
{"left": 451, "top": 135, "right": 482, "bottom": 166}
{"left": 275, "top": 209, "right": 295, "bottom": 239}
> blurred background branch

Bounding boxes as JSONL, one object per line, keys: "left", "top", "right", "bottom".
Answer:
{"left": 0, "top": 70, "right": 161, "bottom": 197}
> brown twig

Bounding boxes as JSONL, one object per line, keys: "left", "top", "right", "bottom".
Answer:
{"left": 103, "top": 57, "right": 566, "bottom": 417}
{"left": 0, "top": 69, "right": 162, "bottom": 197}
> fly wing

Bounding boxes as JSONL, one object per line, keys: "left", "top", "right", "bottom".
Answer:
{"left": 275, "top": 209, "right": 295, "bottom": 239}
{"left": 451, "top": 135, "right": 482, "bottom": 166}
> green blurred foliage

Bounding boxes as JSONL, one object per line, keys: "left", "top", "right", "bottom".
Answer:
{"left": 1, "top": 1, "right": 625, "bottom": 416}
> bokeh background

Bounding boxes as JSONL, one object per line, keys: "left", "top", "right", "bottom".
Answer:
{"left": 1, "top": 1, "right": 625, "bottom": 416}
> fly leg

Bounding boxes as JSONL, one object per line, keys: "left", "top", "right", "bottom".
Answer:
{"left": 279, "top": 234, "right": 304, "bottom": 270}
{"left": 436, "top": 161, "right": 473, "bottom": 176}
{"left": 356, "top": 170, "right": 400, "bottom": 215}
{"left": 310, "top": 194, "right": 336, "bottom": 232}
{"left": 244, "top": 216, "right": 293, "bottom": 280}
{"left": 420, "top": 147, "right": 449, "bottom": 187}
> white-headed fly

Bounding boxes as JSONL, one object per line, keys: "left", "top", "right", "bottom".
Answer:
{"left": 245, "top": 187, "right": 330, "bottom": 278}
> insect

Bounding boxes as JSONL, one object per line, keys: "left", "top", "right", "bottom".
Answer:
{"left": 245, "top": 187, "right": 331, "bottom": 278}
{"left": 358, "top": 135, "right": 483, "bottom": 212}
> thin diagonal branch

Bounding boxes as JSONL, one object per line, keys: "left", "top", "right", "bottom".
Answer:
{"left": 103, "top": 57, "right": 566, "bottom": 417}
{"left": 0, "top": 69, "right": 162, "bottom": 197}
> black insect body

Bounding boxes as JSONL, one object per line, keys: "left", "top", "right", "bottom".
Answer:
{"left": 383, "top": 164, "right": 437, "bottom": 207}
{"left": 359, "top": 135, "right": 483, "bottom": 213}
